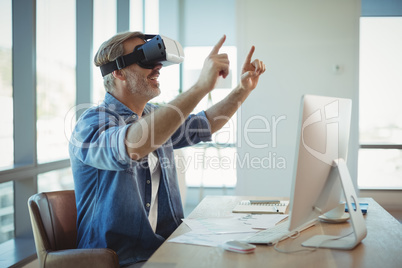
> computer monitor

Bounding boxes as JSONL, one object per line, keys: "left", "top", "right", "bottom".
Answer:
{"left": 288, "top": 95, "right": 367, "bottom": 249}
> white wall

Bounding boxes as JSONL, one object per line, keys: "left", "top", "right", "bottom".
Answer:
{"left": 181, "top": 0, "right": 236, "bottom": 46}
{"left": 160, "top": 0, "right": 237, "bottom": 46}
{"left": 235, "top": 0, "right": 361, "bottom": 197}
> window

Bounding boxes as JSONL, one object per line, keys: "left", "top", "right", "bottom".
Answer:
{"left": 92, "top": 0, "right": 160, "bottom": 104}
{"left": 358, "top": 17, "right": 402, "bottom": 189}
{"left": 36, "top": 0, "right": 76, "bottom": 163}
{"left": 92, "top": 0, "right": 117, "bottom": 104}
{"left": 130, "top": 0, "right": 143, "bottom": 31}
{"left": 1, "top": 1, "right": 170, "bottom": 264}
{"left": 0, "top": 0, "right": 14, "bottom": 244}
{"left": 0, "top": 0, "right": 13, "bottom": 169}
{"left": 0, "top": 181, "right": 13, "bottom": 244}
{"left": 38, "top": 168, "right": 74, "bottom": 193}
{"left": 182, "top": 46, "right": 238, "bottom": 188}
{"left": 144, "top": 0, "right": 159, "bottom": 33}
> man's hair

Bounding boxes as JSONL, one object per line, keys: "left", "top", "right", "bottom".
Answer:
{"left": 94, "top": 31, "right": 145, "bottom": 93}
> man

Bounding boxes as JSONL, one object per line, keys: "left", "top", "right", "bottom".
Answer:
{"left": 69, "top": 31, "right": 265, "bottom": 267}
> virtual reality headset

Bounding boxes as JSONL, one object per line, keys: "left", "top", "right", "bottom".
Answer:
{"left": 100, "top": 34, "right": 185, "bottom": 77}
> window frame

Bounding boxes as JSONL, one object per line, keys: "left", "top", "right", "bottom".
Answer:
{"left": 359, "top": 2, "right": 402, "bottom": 190}
{"left": 0, "top": 0, "right": 92, "bottom": 265}
{"left": 358, "top": 1, "right": 402, "bottom": 210}
{"left": 0, "top": 1, "right": 154, "bottom": 266}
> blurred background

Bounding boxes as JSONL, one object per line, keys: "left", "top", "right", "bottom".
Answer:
{"left": 0, "top": 0, "right": 401, "bottom": 266}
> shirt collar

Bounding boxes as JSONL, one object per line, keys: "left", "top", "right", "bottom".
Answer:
{"left": 103, "top": 92, "right": 155, "bottom": 118}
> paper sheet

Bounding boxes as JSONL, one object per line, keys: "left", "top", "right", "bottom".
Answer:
{"left": 168, "top": 232, "right": 255, "bottom": 247}
{"left": 182, "top": 214, "right": 288, "bottom": 234}
{"left": 168, "top": 213, "right": 288, "bottom": 247}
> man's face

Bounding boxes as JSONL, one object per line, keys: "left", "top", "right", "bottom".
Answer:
{"left": 122, "top": 37, "right": 162, "bottom": 99}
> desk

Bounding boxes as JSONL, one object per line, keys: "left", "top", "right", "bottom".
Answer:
{"left": 144, "top": 196, "right": 402, "bottom": 268}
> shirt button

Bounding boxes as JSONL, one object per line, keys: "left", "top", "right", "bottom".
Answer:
{"left": 146, "top": 203, "right": 150, "bottom": 208}
{"left": 132, "top": 115, "right": 137, "bottom": 119}
{"left": 146, "top": 180, "right": 151, "bottom": 184}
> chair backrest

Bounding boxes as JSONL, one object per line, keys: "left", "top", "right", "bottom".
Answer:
{"left": 28, "top": 190, "right": 77, "bottom": 256}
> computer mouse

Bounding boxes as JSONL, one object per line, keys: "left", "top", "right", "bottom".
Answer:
{"left": 221, "top": 240, "right": 256, "bottom": 254}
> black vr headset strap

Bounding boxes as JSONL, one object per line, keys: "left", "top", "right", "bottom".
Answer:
{"left": 100, "top": 49, "right": 146, "bottom": 77}
{"left": 99, "top": 35, "right": 157, "bottom": 77}
{"left": 100, "top": 51, "right": 145, "bottom": 77}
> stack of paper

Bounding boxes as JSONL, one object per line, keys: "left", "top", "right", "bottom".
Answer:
{"left": 168, "top": 213, "right": 288, "bottom": 247}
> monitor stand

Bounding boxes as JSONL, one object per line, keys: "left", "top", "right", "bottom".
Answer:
{"left": 302, "top": 158, "right": 367, "bottom": 250}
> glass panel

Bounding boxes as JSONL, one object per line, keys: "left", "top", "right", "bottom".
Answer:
{"left": 183, "top": 46, "right": 237, "bottom": 112}
{"left": 359, "top": 17, "right": 402, "bottom": 145}
{"left": 152, "top": 64, "right": 180, "bottom": 104}
{"left": 181, "top": 46, "right": 238, "bottom": 187}
{"left": 144, "top": 0, "right": 159, "bottom": 33}
{"left": 92, "top": 0, "right": 117, "bottom": 104}
{"left": 130, "top": 0, "right": 143, "bottom": 32}
{"left": 182, "top": 147, "right": 237, "bottom": 188}
{"left": 0, "top": 181, "right": 14, "bottom": 243}
{"left": 358, "top": 149, "right": 402, "bottom": 189}
{"left": 36, "top": 0, "right": 76, "bottom": 163}
{"left": 359, "top": 17, "right": 402, "bottom": 189}
{"left": 38, "top": 168, "right": 74, "bottom": 192}
{"left": 183, "top": 46, "right": 237, "bottom": 143}
{"left": 0, "top": 0, "right": 13, "bottom": 168}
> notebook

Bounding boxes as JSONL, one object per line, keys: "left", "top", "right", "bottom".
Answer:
{"left": 232, "top": 200, "right": 289, "bottom": 214}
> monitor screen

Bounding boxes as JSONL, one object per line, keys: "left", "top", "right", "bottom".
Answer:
{"left": 288, "top": 95, "right": 352, "bottom": 232}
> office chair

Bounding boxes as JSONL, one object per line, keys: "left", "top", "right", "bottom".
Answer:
{"left": 28, "top": 190, "right": 119, "bottom": 268}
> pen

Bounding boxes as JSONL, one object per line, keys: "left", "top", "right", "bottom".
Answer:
{"left": 273, "top": 205, "right": 279, "bottom": 212}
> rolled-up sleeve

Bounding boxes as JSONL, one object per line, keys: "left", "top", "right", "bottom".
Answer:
{"left": 170, "top": 111, "right": 212, "bottom": 149}
{"left": 69, "top": 108, "right": 132, "bottom": 170}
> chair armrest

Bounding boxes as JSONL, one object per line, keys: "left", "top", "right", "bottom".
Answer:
{"left": 44, "top": 248, "right": 119, "bottom": 268}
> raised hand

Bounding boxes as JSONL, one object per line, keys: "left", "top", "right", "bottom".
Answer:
{"left": 240, "top": 46, "right": 266, "bottom": 92}
{"left": 196, "top": 35, "right": 230, "bottom": 92}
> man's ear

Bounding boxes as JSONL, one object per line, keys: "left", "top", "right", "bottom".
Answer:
{"left": 112, "top": 70, "right": 126, "bottom": 81}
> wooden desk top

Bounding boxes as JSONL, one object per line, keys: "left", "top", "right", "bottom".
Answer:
{"left": 144, "top": 196, "right": 402, "bottom": 268}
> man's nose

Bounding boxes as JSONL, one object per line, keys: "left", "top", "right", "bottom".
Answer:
{"left": 153, "top": 63, "right": 163, "bottom": 71}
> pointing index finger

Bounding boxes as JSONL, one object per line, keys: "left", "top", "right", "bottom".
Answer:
{"left": 245, "top": 46, "right": 255, "bottom": 64}
{"left": 209, "top": 35, "right": 226, "bottom": 56}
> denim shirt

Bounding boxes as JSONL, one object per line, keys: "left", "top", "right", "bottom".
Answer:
{"left": 69, "top": 93, "right": 212, "bottom": 266}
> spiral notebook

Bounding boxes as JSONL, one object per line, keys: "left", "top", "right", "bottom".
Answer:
{"left": 232, "top": 200, "right": 289, "bottom": 214}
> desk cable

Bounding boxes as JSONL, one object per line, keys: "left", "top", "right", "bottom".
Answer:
{"left": 272, "top": 231, "right": 354, "bottom": 254}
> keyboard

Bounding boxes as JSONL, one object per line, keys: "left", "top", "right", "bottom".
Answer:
{"left": 241, "top": 220, "right": 316, "bottom": 245}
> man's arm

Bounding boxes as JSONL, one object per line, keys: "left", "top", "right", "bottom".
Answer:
{"left": 205, "top": 46, "right": 266, "bottom": 134}
{"left": 125, "top": 35, "right": 229, "bottom": 160}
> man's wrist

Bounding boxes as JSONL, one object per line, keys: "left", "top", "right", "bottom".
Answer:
{"left": 234, "top": 83, "right": 252, "bottom": 96}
